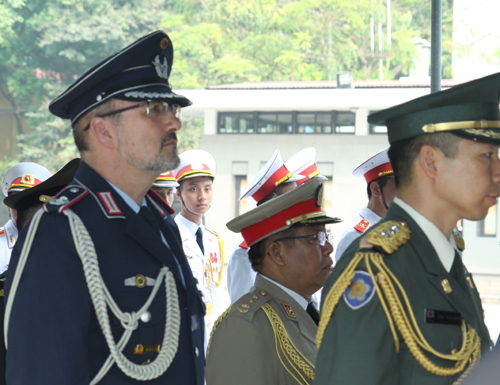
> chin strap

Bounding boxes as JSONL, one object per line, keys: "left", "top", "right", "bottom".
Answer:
{"left": 378, "top": 181, "right": 389, "bottom": 210}
{"left": 178, "top": 187, "right": 210, "bottom": 217}
{"left": 5, "top": 208, "right": 181, "bottom": 384}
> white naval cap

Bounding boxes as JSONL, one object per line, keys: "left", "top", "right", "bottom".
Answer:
{"left": 239, "top": 149, "right": 295, "bottom": 203}
{"left": 285, "top": 147, "right": 327, "bottom": 185}
{"left": 173, "top": 149, "right": 216, "bottom": 182}
{"left": 152, "top": 170, "right": 179, "bottom": 188}
{"left": 2, "top": 162, "right": 52, "bottom": 197}
{"left": 352, "top": 147, "right": 394, "bottom": 184}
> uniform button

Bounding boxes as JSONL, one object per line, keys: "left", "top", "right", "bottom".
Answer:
{"left": 140, "top": 311, "right": 152, "bottom": 323}
{"left": 195, "top": 347, "right": 199, "bottom": 357}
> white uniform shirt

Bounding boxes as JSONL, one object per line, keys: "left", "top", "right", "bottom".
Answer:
{"left": 0, "top": 219, "right": 18, "bottom": 274}
{"left": 227, "top": 243, "right": 256, "bottom": 303}
{"left": 335, "top": 207, "right": 382, "bottom": 262}
{"left": 174, "top": 213, "right": 225, "bottom": 350}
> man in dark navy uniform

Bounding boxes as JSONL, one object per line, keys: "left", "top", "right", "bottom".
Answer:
{"left": 4, "top": 31, "right": 205, "bottom": 385}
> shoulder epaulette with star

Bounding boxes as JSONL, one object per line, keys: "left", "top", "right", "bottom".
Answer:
{"left": 354, "top": 219, "right": 370, "bottom": 233}
{"left": 363, "top": 220, "right": 411, "bottom": 254}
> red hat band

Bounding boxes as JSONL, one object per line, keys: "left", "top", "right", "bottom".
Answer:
{"left": 252, "top": 165, "right": 291, "bottom": 203}
{"left": 176, "top": 163, "right": 212, "bottom": 181}
{"left": 241, "top": 198, "right": 322, "bottom": 246}
{"left": 8, "top": 174, "right": 43, "bottom": 192}
{"left": 364, "top": 162, "right": 393, "bottom": 184}
{"left": 297, "top": 164, "right": 320, "bottom": 185}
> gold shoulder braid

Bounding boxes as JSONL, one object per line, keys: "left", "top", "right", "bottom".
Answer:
{"left": 261, "top": 303, "right": 315, "bottom": 385}
{"left": 317, "top": 221, "right": 481, "bottom": 384}
{"left": 204, "top": 227, "right": 225, "bottom": 286}
{"left": 206, "top": 305, "right": 231, "bottom": 355}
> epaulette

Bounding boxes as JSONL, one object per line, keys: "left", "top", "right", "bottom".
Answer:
{"left": 0, "top": 228, "right": 5, "bottom": 237}
{"left": 42, "top": 185, "right": 89, "bottom": 214}
{"left": 354, "top": 218, "right": 370, "bottom": 233}
{"left": 453, "top": 233, "right": 465, "bottom": 251}
{"left": 363, "top": 220, "right": 411, "bottom": 254}
{"left": 239, "top": 240, "right": 249, "bottom": 249}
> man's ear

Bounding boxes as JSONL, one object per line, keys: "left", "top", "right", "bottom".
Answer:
{"left": 88, "top": 117, "right": 115, "bottom": 149}
{"left": 369, "top": 181, "right": 382, "bottom": 197}
{"left": 418, "top": 144, "right": 440, "bottom": 179}
{"left": 267, "top": 241, "right": 286, "bottom": 267}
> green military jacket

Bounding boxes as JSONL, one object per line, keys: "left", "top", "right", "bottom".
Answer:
{"left": 314, "top": 203, "right": 491, "bottom": 385}
{"left": 206, "top": 274, "right": 317, "bottom": 385}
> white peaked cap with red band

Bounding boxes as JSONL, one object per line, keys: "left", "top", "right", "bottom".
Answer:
{"left": 352, "top": 147, "right": 394, "bottom": 184}
{"left": 285, "top": 147, "right": 327, "bottom": 185}
{"left": 2, "top": 162, "right": 52, "bottom": 197}
{"left": 173, "top": 149, "right": 216, "bottom": 182}
{"left": 153, "top": 170, "right": 179, "bottom": 188}
{"left": 239, "top": 149, "right": 293, "bottom": 203}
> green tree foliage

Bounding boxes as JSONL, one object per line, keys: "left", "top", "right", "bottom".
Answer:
{"left": 0, "top": 0, "right": 453, "bottom": 171}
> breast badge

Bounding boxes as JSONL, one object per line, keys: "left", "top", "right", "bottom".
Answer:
{"left": 344, "top": 271, "right": 376, "bottom": 310}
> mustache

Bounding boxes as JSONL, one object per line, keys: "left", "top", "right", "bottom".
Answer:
{"left": 161, "top": 133, "right": 177, "bottom": 145}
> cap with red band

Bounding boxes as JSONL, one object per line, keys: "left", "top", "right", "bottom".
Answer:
{"left": 285, "top": 147, "right": 327, "bottom": 185}
{"left": 352, "top": 148, "right": 394, "bottom": 184}
{"left": 2, "top": 162, "right": 52, "bottom": 197}
{"left": 173, "top": 149, "right": 216, "bottom": 182}
{"left": 227, "top": 179, "right": 342, "bottom": 247}
{"left": 153, "top": 170, "right": 179, "bottom": 188}
{"left": 239, "top": 149, "right": 293, "bottom": 203}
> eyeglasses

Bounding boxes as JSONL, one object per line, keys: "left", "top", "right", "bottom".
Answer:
{"left": 275, "top": 230, "right": 333, "bottom": 247}
{"left": 83, "top": 100, "right": 182, "bottom": 131}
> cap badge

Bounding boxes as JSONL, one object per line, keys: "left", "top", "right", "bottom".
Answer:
{"left": 315, "top": 185, "right": 324, "bottom": 207}
{"left": 160, "top": 38, "right": 169, "bottom": 49}
{"left": 190, "top": 161, "right": 203, "bottom": 170}
{"left": 153, "top": 55, "right": 169, "bottom": 80}
{"left": 21, "top": 174, "right": 35, "bottom": 185}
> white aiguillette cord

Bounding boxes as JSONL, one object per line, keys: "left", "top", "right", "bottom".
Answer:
{"left": 5, "top": 208, "right": 181, "bottom": 384}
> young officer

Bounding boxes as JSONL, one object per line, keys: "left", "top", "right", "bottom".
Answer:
{"left": 173, "top": 149, "right": 224, "bottom": 348}
{"left": 152, "top": 170, "right": 178, "bottom": 207}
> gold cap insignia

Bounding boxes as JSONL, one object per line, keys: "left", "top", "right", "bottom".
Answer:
{"left": 191, "top": 162, "right": 203, "bottom": 170}
{"left": 21, "top": 174, "right": 35, "bottom": 185}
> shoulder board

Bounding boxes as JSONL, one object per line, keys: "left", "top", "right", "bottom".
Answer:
{"left": 0, "top": 228, "right": 5, "bottom": 236}
{"left": 147, "top": 189, "right": 174, "bottom": 215}
{"left": 363, "top": 220, "right": 410, "bottom": 254}
{"left": 239, "top": 240, "right": 249, "bottom": 249}
{"left": 453, "top": 233, "right": 465, "bottom": 251}
{"left": 231, "top": 289, "right": 271, "bottom": 320}
{"left": 204, "top": 226, "right": 219, "bottom": 237}
{"left": 42, "top": 186, "right": 89, "bottom": 214}
{"left": 354, "top": 219, "right": 370, "bottom": 233}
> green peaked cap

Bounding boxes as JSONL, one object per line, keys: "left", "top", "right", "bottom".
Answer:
{"left": 368, "top": 72, "right": 500, "bottom": 144}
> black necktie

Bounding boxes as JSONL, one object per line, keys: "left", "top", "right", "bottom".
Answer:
{"left": 139, "top": 206, "right": 160, "bottom": 236}
{"left": 196, "top": 227, "right": 204, "bottom": 255}
{"left": 306, "top": 302, "right": 320, "bottom": 325}
{"left": 450, "top": 251, "right": 467, "bottom": 291}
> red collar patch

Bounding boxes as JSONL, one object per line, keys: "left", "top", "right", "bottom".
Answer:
{"left": 354, "top": 219, "right": 370, "bottom": 233}
{"left": 97, "top": 192, "right": 123, "bottom": 216}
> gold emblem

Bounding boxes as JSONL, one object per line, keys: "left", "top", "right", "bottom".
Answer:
{"left": 241, "top": 303, "right": 250, "bottom": 309}
{"left": 39, "top": 194, "right": 53, "bottom": 203}
{"left": 253, "top": 295, "right": 260, "bottom": 299}
{"left": 134, "top": 344, "right": 161, "bottom": 355}
{"left": 453, "top": 233, "right": 465, "bottom": 251}
{"left": 10, "top": 235, "right": 15, "bottom": 245}
{"left": 134, "top": 344, "right": 144, "bottom": 354}
{"left": 237, "top": 306, "right": 249, "bottom": 314}
{"left": 316, "top": 185, "right": 324, "bottom": 207}
{"left": 365, "top": 221, "right": 410, "bottom": 254}
{"left": 0, "top": 289, "right": 4, "bottom": 297}
{"left": 466, "top": 276, "right": 474, "bottom": 289}
{"left": 282, "top": 303, "right": 296, "bottom": 318}
{"left": 21, "top": 173, "right": 35, "bottom": 185}
{"left": 260, "top": 290, "right": 267, "bottom": 296}
{"left": 205, "top": 302, "right": 214, "bottom": 316}
{"left": 190, "top": 161, "right": 203, "bottom": 170}
{"left": 135, "top": 274, "right": 146, "bottom": 289}
{"left": 160, "top": 38, "right": 169, "bottom": 49}
{"left": 441, "top": 279, "right": 452, "bottom": 294}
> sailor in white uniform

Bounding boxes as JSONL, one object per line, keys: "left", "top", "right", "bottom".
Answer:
{"left": 173, "top": 149, "right": 225, "bottom": 349}
{"left": 0, "top": 162, "right": 52, "bottom": 273}
{"left": 151, "top": 170, "right": 178, "bottom": 207}
{"left": 228, "top": 147, "right": 328, "bottom": 304}
{"left": 334, "top": 148, "right": 397, "bottom": 261}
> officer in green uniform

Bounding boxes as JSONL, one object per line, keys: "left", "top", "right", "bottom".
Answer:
{"left": 206, "top": 180, "right": 341, "bottom": 385}
{"left": 315, "top": 73, "right": 500, "bottom": 385}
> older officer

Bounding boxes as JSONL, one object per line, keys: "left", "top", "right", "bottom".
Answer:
{"left": 0, "top": 162, "right": 51, "bottom": 273}
{"left": 5, "top": 31, "right": 205, "bottom": 385}
{"left": 315, "top": 73, "right": 500, "bottom": 385}
{"left": 152, "top": 170, "right": 178, "bottom": 207}
{"left": 173, "top": 149, "right": 225, "bottom": 349}
{"left": 335, "top": 148, "right": 396, "bottom": 261}
{"left": 207, "top": 180, "right": 341, "bottom": 385}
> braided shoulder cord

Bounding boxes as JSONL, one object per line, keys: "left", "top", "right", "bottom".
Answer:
{"left": 262, "top": 303, "right": 315, "bottom": 385}
{"left": 206, "top": 305, "right": 231, "bottom": 355}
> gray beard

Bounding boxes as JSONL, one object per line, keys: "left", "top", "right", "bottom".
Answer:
{"left": 117, "top": 137, "right": 180, "bottom": 173}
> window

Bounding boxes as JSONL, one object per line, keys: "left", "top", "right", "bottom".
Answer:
{"left": 369, "top": 110, "right": 388, "bottom": 134}
{"left": 234, "top": 175, "right": 248, "bottom": 216}
{"left": 218, "top": 111, "right": 355, "bottom": 134}
{"left": 335, "top": 112, "right": 355, "bottom": 134}
{"left": 478, "top": 204, "right": 497, "bottom": 237}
